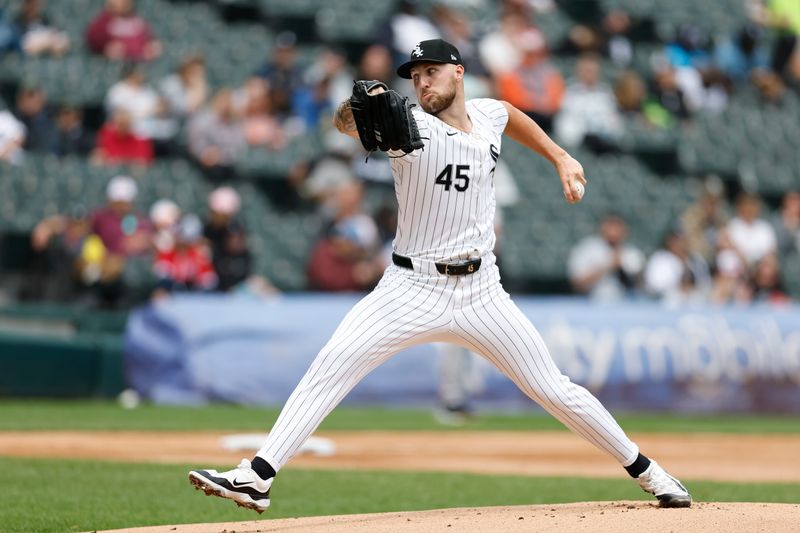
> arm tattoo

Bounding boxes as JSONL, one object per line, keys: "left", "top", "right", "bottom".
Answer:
{"left": 333, "top": 100, "right": 356, "bottom": 133}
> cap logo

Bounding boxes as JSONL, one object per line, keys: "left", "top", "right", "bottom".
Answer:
{"left": 412, "top": 43, "right": 424, "bottom": 57}
{"left": 450, "top": 54, "right": 457, "bottom": 60}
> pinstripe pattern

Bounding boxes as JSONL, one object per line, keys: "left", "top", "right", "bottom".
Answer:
{"left": 392, "top": 98, "right": 506, "bottom": 263}
{"left": 256, "top": 98, "right": 639, "bottom": 470}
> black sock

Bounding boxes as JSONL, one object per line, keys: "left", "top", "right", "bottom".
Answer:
{"left": 624, "top": 453, "right": 651, "bottom": 478}
{"left": 251, "top": 456, "right": 277, "bottom": 480}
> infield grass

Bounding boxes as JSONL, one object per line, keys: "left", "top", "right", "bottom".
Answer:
{"left": 2, "top": 400, "right": 800, "bottom": 433}
{"left": 2, "top": 457, "right": 799, "bottom": 533}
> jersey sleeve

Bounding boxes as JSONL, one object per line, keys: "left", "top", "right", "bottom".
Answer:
{"left": 471, "top": 98, "right": 509, "bottom": 135}
{"left": 387, "top": 107, "right": 428, "bottom": 159}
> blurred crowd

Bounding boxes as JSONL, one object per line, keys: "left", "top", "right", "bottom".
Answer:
{"left": 568, "top": 177, "right": 800, "bottom": 306}
{"left": 1, "top": 0, "right": 799, "bottom": 305}
{"left": 27, "top": 176, "right": 278, "bottom": 306}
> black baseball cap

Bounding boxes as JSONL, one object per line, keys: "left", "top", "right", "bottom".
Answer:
{"left": 396, "top": 39, "right": 463, "bottom": 79}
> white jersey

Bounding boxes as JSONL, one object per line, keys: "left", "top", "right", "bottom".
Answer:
{"left": 390, "top": 98, "right": 509, "bottom": 263}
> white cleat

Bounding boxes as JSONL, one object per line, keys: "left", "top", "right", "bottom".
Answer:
{"left": 636, "top": 460, "right": 692, "bottom": 508}
{"left": 189, "top": 458, "right": 273, "bottom": 514}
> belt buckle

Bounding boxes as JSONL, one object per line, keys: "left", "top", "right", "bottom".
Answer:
{"left": 444, "top": 263, "right": 453, "bottom": 276}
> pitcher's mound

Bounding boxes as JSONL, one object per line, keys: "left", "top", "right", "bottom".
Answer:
{"left": 102, "top": 501, "right": 800, "bottom": 533}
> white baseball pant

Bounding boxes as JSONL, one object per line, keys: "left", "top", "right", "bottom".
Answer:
{"left": 257, "top": 255, "right": 640, "bottom": 469}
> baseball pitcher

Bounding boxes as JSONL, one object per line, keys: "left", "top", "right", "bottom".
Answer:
{"left": 188, "top": 39, "right": 691, "bottom": 513}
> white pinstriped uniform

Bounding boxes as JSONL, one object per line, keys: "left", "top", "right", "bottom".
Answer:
{"left": 257, "top": 98, "right": 640, "bottom": 470}
{"left": 392, "top": 99, "right": 501, "bottom": 265}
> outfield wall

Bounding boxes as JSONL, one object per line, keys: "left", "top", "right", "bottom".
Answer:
{"left": 124, "top": 294, "right": 800, "bottom": 412}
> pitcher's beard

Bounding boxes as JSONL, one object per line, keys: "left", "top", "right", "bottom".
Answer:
{"left": 420, "top": 84, "right": 457, "bottom": 115}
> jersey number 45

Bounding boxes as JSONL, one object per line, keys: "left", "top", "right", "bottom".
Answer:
{"left": 435, "top": 164, "right": 470, "bottom": 192}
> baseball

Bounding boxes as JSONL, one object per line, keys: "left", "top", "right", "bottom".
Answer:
{"left": 572, "top": 181, "right": 585, "bottom": 199}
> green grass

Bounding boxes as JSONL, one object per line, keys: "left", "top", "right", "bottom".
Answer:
{"left": 1, "top": 400, "right": 800, "bottom": 433}
{"left": 3, "top": 457, "right": 799, "bottom": 533}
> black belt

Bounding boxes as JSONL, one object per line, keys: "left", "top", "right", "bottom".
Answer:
{"left": 392, "top": 252, "right": 481, "bottom": 276}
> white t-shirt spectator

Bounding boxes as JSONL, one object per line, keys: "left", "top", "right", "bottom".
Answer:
{"left": 567, "top": 236, "right": 645, "bottom": 301}
{"left": 645, "top": 249, "right": 710, "bottom": 301}
{"left": 0, "top": 110, "right": 26, "bottom": 164}
{"left": 726, "top": 217, "right": 777, "bottom": 264}
{"left": 106, "top": 81, "right": 177, "bottom": 140}
{"left": 554, "top": 81, "right": 623, "bottom": 146}
{"left": 644, "top": 250, "right": 684, "bottom": 296}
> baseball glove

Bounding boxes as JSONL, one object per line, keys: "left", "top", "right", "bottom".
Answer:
{"left": 349, "top": 80, "right": 424, "bottom": 154}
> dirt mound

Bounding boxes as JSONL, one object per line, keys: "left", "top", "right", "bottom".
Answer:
{"left": 100, "top": 501, "right": 800, "bottom": 533}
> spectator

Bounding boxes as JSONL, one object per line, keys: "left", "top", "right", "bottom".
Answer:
{"left": 644, "top": 230, "right": 710, "bottom": 304}
{"left": 603, "top": 10, "right": 637, "bottom": 67}
{"left": 202, "top": 186, "right": 277, "bottom": 294}
{"left": 752, "top": 69, "right": 786, "bottom": 106}
{"left": 159, "top": 55, "right": 208, "bottom": 120}
{"left": 240, "top": 77, "right": 286, "bottom": 149}
{"left": 52, "top": 104, "right": 93, "bottom": 156}
{"left": 479, "top": 12, "right": 528, "bottom": 76}
{"left": 214, "top": 228, "right": 255, "bottom": 293}
{"left": 714, "top": 23, "right": 770, "bottom": 83}
{"left": 496, "top": 29, "right": 565, "bottom": 132}
{"left": 661, "top": 25, "right": 730, "bottom": 113}
{"left": 297, "top": 47, "right": 351, "bottom": 130}
{"left": 307, "top": 213, "right": 383, "bottom": 292}
{"left": 432, "top": 5, "right": 488, "bottom": 78}
{"left": 86, "top": 0, "right": 161, "bottom": 61}
{"left": 556, "top": 7, "right": 650, "bottom": 67}
{"left": 665, "top": 24, "right": 712, "bottom": 71}
{"left": 614, "top": 70, "right": 676, "bottom": 128}
{"left": 680, "top": 176, "right": 729, "bottom": 262}
{"left": 567, "top": 214, "right": 645, "bottom": 301}
{"left": 299, "top": 154, "right": 356, "bottom": 204}
{"left": 187, "top": 89, "right": 244, "bottom": 182}
{"left": 554, "top": 53, "right": 623, "bottom": 151}
{"left": 90, "top": 175, "right": 152, "bottom": 257}
{"left": 651, "top": 64, "right": 691, "bottom": 119}
{"left": 203, "top": 186, "right": 242, "bottom": 250}
{"left": 87, "top": 175, "right": 152, "bottom": 305}
{"left": 306, "top": 46, "right": 352, "bottom": 105}
{"left": 356, "top": 44, "right": 395, "bottom": 87}
{"left": 726, "top": 192, "right": 777, "bottom": 266}
{"left": 766, "top": 0, "right": 800, "bottom": 80}
{"left": 255, "top": 31, "right": 303, "bottom": 118}
{"left": 203, "top": 186, "right": 243, "bottom": 280}
{"left": 614, "top": 70, "right": 649, "bottom": 120}
{"left": 26, "top": 209, "right": 89, "bottom": 301}
{"left": 0, "top": 108, "right": 26, "bottom": 164}
{"left": 14, "top": 0, "right": 69, "bottom": 56}
{"left": 106, "top": 62, "right": 177, "bottom": 147}
{"left": 216, "top": 229, "right": 278, "bottom": 295}
{"left": 94, "top": 108, "right": 154, "bottom": 166}
{"left": 149, "top": 198, "right": 180, "bottom": 253}
{"left": 153, "top": 214, "right": 217, "bottom": 298}
{"left": 14, "top": 83, "right": 56, "bottom": 152}
{"left": 773, "top": 190, "right": 800, "bottom": 255}
{"left": 710, "top": 228, "right": 749, "bottom": 304}
{"left": 0, "top": 7, "right": 21, "bottom": 55}
{"left": 747, "top": 253, "right": 791, "bottom": 304}
{"left": 379, "top": 0, "right": 440, "bottom": 66}
{"left": 307, "top": 181, "right": 383, "bottom": 291}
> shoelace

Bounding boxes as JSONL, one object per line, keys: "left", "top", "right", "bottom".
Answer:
{"left": 236, "top": 458, "right": 253, "bottom": 471}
